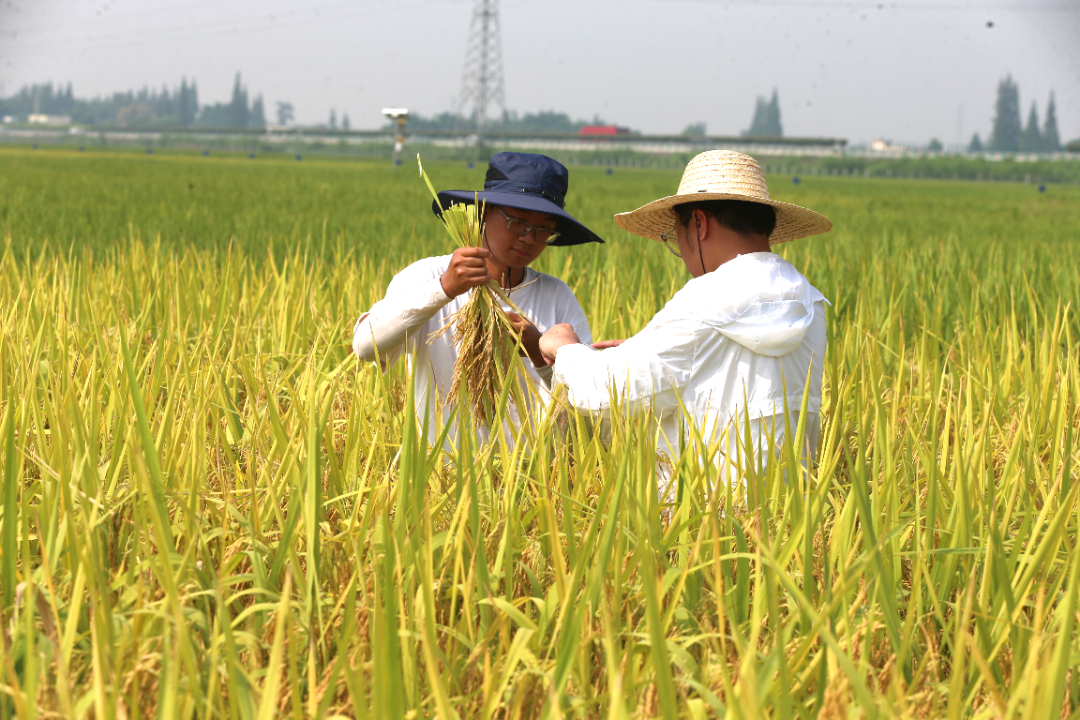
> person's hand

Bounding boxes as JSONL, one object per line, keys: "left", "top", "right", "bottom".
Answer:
{"left": 591, "top": 339, "right": 626, "bottom": 350}
{"left": 506, "top": 313, "right": 545, "bottom": 367}
{"left": 539, "top": 323, "right": 582, "bottom": 366}
{"left": 440, "top": 247, "right": 492, "bottom": 298}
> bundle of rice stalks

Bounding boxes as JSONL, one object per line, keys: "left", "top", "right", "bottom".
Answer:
{"left": 418, "top": 155, "right": 530, "bottom": 427}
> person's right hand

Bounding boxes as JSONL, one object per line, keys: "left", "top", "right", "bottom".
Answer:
{"left": 539, "top": 323, "right": 582, "bottom": 365}
{"left": 440, "top": 247, "right": 492, "bottom": 298}
{"left": 591, "top": 339, "right": 626, "bottom": 349}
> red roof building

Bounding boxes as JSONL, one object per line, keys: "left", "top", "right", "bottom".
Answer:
{"left": 579, "top": 125, "right": 631, "bottom": 136}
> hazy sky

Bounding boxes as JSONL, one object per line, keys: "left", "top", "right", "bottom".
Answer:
{"left": 2, "top": 0, "right": 1078, "bottom": 145}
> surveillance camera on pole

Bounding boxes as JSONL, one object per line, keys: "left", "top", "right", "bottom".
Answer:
{"left": 383, "top": 108, "right": 409, "bottom": 167}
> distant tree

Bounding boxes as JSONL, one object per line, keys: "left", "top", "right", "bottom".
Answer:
{"left": 744, "top": 89, "right": 782, "bottom": 137}
{"left": 178, "top": 79, "right": 190, "bottom": 125}
{"left": 228, "top": 73, "right": 249, "bottom": 128}
{"left": 765, "top": 90, "right": 782, "bottom": 137}
{"left": 197, "top": 103, "right": 232, "bottom": 127}
{"left": 1019, "top": 102, "right": 1042, "bottom": 152}
{"left": 989, "top": 75, "right": 1021, "bottom": 152}
{"left": 177, "top": 78, "right": 198, "bottom": 126}
{"left": 968, "top": 133, "right": 984, "bottom": 153}
{"left": 4, "top": 82, "right": 71, "bottom": 117}
{"left": 116, "top": 100, "right": 156, "bottom": 126}
{"left": 681, "top": 122, "right": 706, "bottom": 137}
{"left": 394, "top": 109, "right": 630, "bottom": 134}
{"left": 927, "top": 138, "right": 943, "bottom": 153}
{"left": 158, "top": 84, "right": 174, "bottom": 122}
{"left": 342, "top": 113, "right": 350, "bottom": 131}
{"left": 250, "top": 94, "right": 266, "bottom": 129}
{"left": 59, "top": 83, "right": 75, "bottom": 114}
{"left": 329, "top": 109, "right": 337, "bottom": 130}
{"left": 275, "top": 101, "right": 294, "bottom": 126}
{"left": 490, "top": 110, "right": 588, "bottom": 133}
{"left": 1043, "top": 92, "right": 1061, "bottom": 151}
{"left": 388, "top": 111, "right": 457, "bottom": 131}
{"left": 0, "top": 78, "right": 209, "bottom": 126}
{"left": 745, "top": 98, "right": 766, "bottom": 136}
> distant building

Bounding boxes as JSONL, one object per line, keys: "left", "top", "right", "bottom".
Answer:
{"left": 870, "top": 138, "right": 903, "bottom": 153}
{"left": 1, "top": 116, "right": 15, "bottom": 124}
{"left": 28, "top": 114, "right": 72, "bottom": 126}
{"left": 579, "top": 125, "right": 630, "bottom": 136}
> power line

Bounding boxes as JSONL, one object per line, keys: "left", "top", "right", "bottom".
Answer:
{"left": 1, "top": 0, "right": 294, "bottom": 36}
{"left": 635, "top": 0, "right": 1079, "bottom": 11}
{"left": 0, "top": 1, "right": 469, "bottom": 59}
{"left": 2, "top": 0, "right": 1072, "bottom": 51}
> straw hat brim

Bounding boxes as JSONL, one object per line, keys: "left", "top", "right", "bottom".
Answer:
{"left": 614, "top": 192, "right": 832, "bottom": 245}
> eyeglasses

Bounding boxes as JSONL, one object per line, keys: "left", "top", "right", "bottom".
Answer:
{"left": 493, "top": 206, "right": 561, "bottom": 245}
{"left": 660, "top": 224, "right": 682, "bottom": 258}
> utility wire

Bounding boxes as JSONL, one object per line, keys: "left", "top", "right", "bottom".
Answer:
{"left": 2, "top": 0, "right": 1074, "bottom": 61}
{"left": 634, "top": 0, "right": 1077, "bottom": 10}
{"left": 1, "top": 0, "right": 468, "bottom": 58}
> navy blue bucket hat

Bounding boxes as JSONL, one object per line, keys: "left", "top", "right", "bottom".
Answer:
{"left": 432, "top": 152, "right": 604, "bottom": 247}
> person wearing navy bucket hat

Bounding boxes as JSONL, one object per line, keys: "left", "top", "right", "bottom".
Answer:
{"left": 433, "top": 152, "right": 604, "bottom": 249}
{"left": 353, "top": 152, "right": 604, "bottom": 445}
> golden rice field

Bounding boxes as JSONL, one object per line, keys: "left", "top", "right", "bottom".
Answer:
{"left": 1, "top": 146, "right": 1079, "bottom": 719}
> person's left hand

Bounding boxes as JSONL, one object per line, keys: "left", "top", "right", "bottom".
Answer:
{"left": 506, "top": 313, "right": 545, "bottom": 367}
{"left": 591, "top": 339, "right": 626, "bottom": 349}
{"left": 539, "top": 323, "right": 582, "bottom": 366}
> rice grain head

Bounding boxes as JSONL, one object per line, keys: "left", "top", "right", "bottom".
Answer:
{"left": 418, "top": 155, "right": 534, "bottom": 428}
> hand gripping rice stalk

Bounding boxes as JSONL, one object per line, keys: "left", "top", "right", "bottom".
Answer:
{"left": 418, "top": 155, "right": 531, "bottom": 427}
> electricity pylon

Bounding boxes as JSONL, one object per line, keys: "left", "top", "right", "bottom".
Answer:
{"left": 456, "top": 0, "right": 506, "bottom": 146}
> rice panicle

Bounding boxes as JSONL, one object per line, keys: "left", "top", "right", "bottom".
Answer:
{"left": 418, "top": 155, "right": 531, "bottom": 426}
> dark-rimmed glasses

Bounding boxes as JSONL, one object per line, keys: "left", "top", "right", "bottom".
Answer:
{"left": 494, "top": 206, "right": 561, "bottom": 245}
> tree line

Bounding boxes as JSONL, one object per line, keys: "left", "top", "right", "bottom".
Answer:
{"left": 744, "top": 90, "right": 783, "bottom": 138}
{"left": 405, "top": 97, "right": 787, "bottom": 139}
{"left": 4, "top": 74, "right": 1066, "bottom": 152}
{"left": 970, "top": 75, "right": 1062, "bottom": 153}
{"left": 679, "top": 92, "right": 784, "bottom": 139}
{"left": 392, "top": 110, "right": 621, "bottom": 134}
{"left": 0, "top": 74, "right": 276, "bottom": 129}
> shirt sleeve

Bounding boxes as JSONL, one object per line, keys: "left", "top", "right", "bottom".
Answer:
{"left": 352, "top": 260, "right": 453, "bottom": 367}
{"left": 551, "top": 309, "right": 697, "bottom": 417}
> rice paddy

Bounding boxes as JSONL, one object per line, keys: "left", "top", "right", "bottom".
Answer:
{"left": 1, "top": 145, "right": 1079, "bottom": 718}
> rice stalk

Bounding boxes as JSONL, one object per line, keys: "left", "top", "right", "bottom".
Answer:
{"left": 417, "top": 154, "right": 532, "bottom": 427}
{"left": 0, "top": 148, "right": 1079, "bottom": 717}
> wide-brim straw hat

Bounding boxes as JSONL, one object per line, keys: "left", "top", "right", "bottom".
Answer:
{"left": 614, "top": 150, "right": 832, "bottom": 245}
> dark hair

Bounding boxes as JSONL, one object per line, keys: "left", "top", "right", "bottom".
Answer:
{"left": 674, "top": 200, "right": 777, "bottom": 238}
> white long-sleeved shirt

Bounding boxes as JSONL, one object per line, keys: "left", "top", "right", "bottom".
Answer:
{"left": 552, "top": 252, "right": 828, "bottom": 490}
{"left": 354, "top": 254, "right": 592, "bottom": 445}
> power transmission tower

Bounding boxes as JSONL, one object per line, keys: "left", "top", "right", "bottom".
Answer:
{"left": 456, "top": 0, "right": 506, "bottom": 148}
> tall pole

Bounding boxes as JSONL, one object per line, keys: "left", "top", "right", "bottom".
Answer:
{"left": 383, "top": 109, "right": 409, "bottom": 169}
{"left": 457, "top": 0, "right": 505, "bottom": 152}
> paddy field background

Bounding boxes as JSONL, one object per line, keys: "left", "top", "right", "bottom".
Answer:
{"left": 1, "top": 146, "right": 1079, "bottom": 718}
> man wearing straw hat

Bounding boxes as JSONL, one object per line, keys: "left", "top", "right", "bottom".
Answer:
{"left": 539, "top": 150, "right": 832, "bottom": 490}
{"left": 353, "top": 152, "right": 604, "bottom": 445}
